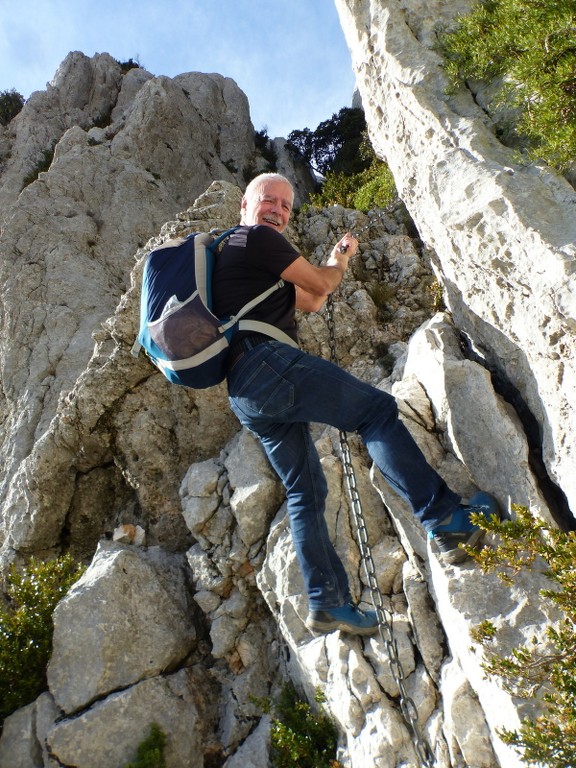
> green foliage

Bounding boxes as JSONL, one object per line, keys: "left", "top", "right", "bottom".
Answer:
{"left": 22, "top": 148, "right": 54, "bottom": 188}
{"left": 288, "top": 107, "right": 370, "bottom": 176}
{"left": 0, "top": 88, "right": 25, "bottom": 126}
{"left": 288, "top": 106, "right": 399, "bottom": 211}
{"left": 123, "top": 723, "right": 167, "bottom": 768}
{"left": 310, "top": 161, "right": 397, "bottom": 211}
{"left": 437, "top": 0, "right": 576, "bottom": 169}
{"left": 254, "top": 684, "right": 342, "bottom": 768}
{"left": 309, "top": 169, "right": 360, "bottom": 208}
{"left": 0, "top": 554, "right": 85, "bottom": 723}
{"left": 428, "top": 279, "right": 445, "bottom": 312}
{"left": 288, "top": 107, "right": 399, "bottom": 211}
{"left": 469, "top": 505, "right": 576, "bottom": 765}
{"left": 352, "top": 160, "right": 397, "bottom": 211}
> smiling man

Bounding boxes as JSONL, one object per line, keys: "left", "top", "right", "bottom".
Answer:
{"left": 213, "top": 172, "right": 499, "bottom": 637}
{"left": 214, "top": 173, "right": 355, "bottom": 339}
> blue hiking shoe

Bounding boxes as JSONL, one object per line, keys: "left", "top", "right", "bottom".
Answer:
{"left": 429, "top": 491, "right": 500, "bottom": 564}
{"left": 306, "top": 601, "right": 379, "bottom": 636}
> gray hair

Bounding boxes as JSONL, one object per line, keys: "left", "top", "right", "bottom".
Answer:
{"left": 243, "top": 173, "right": 294, "bottom": 201}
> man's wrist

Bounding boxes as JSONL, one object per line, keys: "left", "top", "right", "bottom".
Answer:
{"left": 327, "top": 254, "right": 349, "bottom": 271}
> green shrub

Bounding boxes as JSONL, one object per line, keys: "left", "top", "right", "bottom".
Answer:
{"left": 469, "top": 505, "right": 576, "bottom": 766}
{"left": 437, "top": 0, "right": 576, "bottom": 169}
{"left": 123, "top": 723, "right": 167, "bottom": 768}
{"left": 352, "top": 162, "right": 398, "bottom": 211}
{"left": 309, "top": 169, "right": 360, "bottom": 208}
{"left": 287, "top": 107, "right": 399, "bottom": 212}
{"left": 0, "top": 554, "right": 85, "bottom": 724}
{"left": 310, "top": 161, "right": 397, "bottom": 211}
{"left": 0, "top": 88, "right": 25, "bottom": 126}
{"left": 255, "top": 683, "right": 342, "bottom": 768}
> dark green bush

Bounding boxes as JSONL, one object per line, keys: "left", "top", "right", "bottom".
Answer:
{"left": 123, "top": 723, "right": 167, "bottom": 768}
{"left": 288, "top": 107, "right": 370, "bottom": 177}
{"left": 469, "top": 505, "right": 576, "bottom": 765}
{"left": 0, "top": 554, "right": 85, "bottom": 724}
{"left": 0, "top": 88, "right": 25, "bottom": 126}
{"left": 255, "top": 683, "right": 342, "bottom": 768}
{"left": 437, "top": 0, "right": 576, "bottom": 169}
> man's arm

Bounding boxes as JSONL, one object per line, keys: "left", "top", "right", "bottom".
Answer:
{"left": 280, "top": 233, "right": 357, "bottom": 313}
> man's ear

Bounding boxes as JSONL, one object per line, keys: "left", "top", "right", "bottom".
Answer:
{"left": 239, "top": 196, "right": 249, "bottom": 223}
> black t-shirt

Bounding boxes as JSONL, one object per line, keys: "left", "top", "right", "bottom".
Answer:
{"left": 212, "top": 225, "right": 300, "bottom": 343}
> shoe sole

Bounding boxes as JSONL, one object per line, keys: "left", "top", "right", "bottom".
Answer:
{"left": 436, "top": 528, "right": 486, "bottom": 564}
{"left": 305, "top": 618, "right": 379, "bottom": 636}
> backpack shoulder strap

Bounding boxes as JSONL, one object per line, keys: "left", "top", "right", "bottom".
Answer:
{"left": 218, "top": 279, "right": 286, "bottom": 331}
{"left": 210, "top": 226, "right": 240, "bottom": 248}
{"left": 218, "top": 279, "right": 298, "bottom": 349}
{"left": 213, "top": 227, "right": 299, "bottom": 349}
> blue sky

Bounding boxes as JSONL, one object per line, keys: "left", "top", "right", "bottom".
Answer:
{"left": 0, "top": 0, "right": 357, "bottom": 138}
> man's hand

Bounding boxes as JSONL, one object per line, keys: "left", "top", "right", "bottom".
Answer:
{"left": 327, "top": 232, "right": 358, "bottom": 272}
{"left": 282, "top": 232, "right": 359, "bottom": 312}
{"left": 335, "top": 232, "right": 358, "bottom": 256}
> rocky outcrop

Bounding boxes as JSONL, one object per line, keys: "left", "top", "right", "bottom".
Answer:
{"left": 0, "top": 176, "right": 558, "bottom": 768}
{"left": 0, "top": 19, "right": 573, "bottom": 768}
{"left": 0, "top": 179, "right": 454, "bottom": 767}
{"left": 0, "top": 52, "right": 314, "bottom": 557}
{"left": 335, "top": 0, "right": 576, "bottom": 528}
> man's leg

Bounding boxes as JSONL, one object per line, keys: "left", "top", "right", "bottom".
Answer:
{"left": 228, "top": 341, "right": 499, "bottom": 562}
{"left": 231, "top": 410, "right": 378, "bottom": 633}
{"left": 229, "top": 341, "right": 460, "bottom": 528}
{"left": 247, "top": 419, "right": 351, "bottom": 610}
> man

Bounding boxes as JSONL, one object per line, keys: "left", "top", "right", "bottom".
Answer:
{"left": 213, "top": 173, "right": 499, "bottom": 636}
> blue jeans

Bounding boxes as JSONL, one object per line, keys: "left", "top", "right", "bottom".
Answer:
{"left": 227, "top": 339, "right": 460, "bottom": 610}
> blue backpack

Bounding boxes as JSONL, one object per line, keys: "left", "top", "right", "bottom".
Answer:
{"left": 131, "top": 227, "right": 297, "bottom": 388}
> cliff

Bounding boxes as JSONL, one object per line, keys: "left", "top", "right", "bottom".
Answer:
{"left": 0, "top": 4, "right": 574, "bottom": 765}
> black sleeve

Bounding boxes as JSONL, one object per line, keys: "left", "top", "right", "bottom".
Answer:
{"left": 245, "top": 225, "right": 300, "bottom": 277}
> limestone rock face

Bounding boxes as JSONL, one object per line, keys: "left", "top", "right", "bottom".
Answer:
{"left": 335, "top": 0, "right": 576, "bottom": 525}
{"left": 47, "top": 543, "right": 198, "bottom": 714}
{"left": 47, "top": 669, "right": 217, "bottom": 768}
{"left": 0, "top": 53, "right": 313, "bottom": 556}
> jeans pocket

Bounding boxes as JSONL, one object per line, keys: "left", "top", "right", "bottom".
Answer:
{"left": 232, "top": 361, "right": 294, "bottom": 417}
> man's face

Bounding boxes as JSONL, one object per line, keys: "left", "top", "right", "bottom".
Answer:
{"left": 241, "top": 180, "right": 293, "bottom": 234}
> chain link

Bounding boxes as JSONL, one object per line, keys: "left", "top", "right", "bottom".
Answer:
{"left": 325, "top": 295, "right": 435, "bottom": 768}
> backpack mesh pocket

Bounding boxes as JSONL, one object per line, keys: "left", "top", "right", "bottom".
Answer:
{"left": 148, "top": 292, "right": 223, "bottom": 360}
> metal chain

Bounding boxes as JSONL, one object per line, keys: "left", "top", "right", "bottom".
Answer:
{"left": 325, "top": 294, "right": 435, "bottom": 768}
